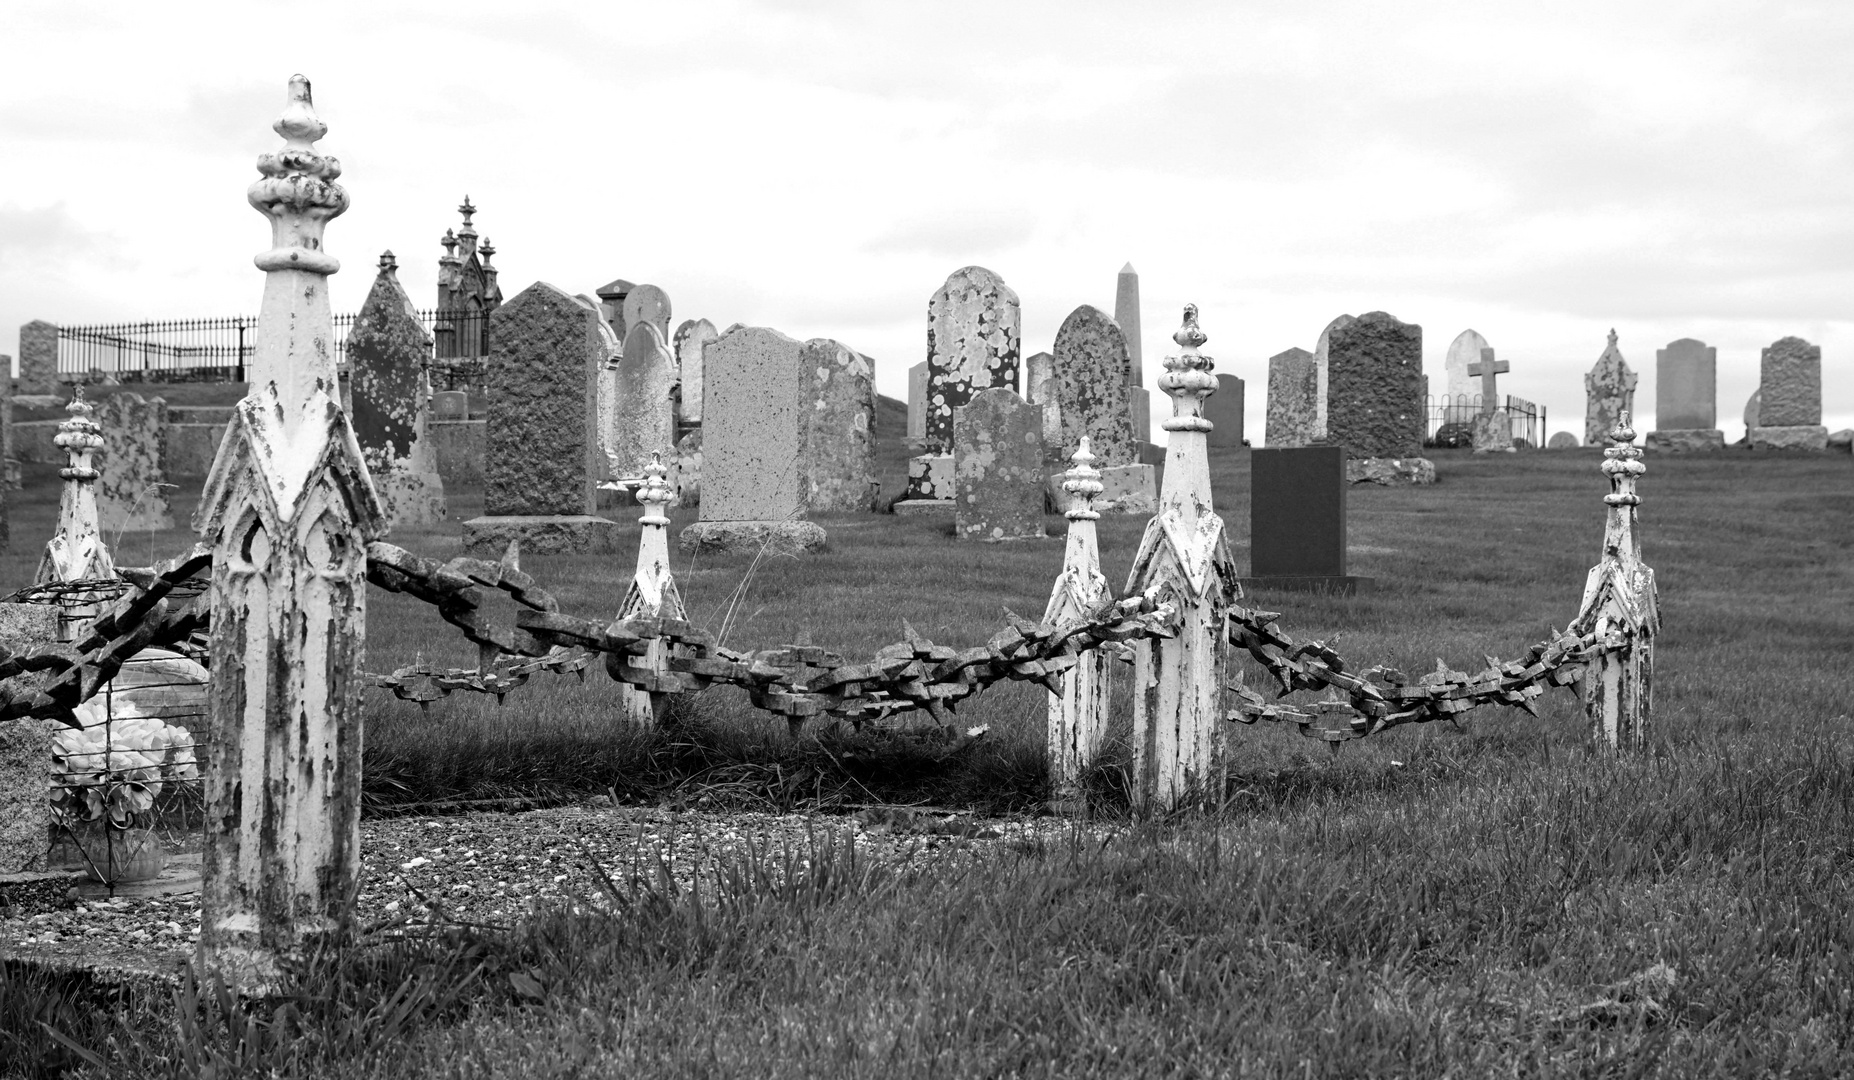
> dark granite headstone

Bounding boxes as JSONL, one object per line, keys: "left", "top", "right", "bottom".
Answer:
{"left": 1206, "top": 374, "right": 1244, "bottom": 448}
{"left": 1243, "top": 446, "right": 1372, "bottom": 594}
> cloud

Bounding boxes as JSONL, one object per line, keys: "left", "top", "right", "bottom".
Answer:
{"left": 862, "top": 209, "right": 1038, "bottom": 258}
{"left": 0, "top": 203, "right": 111, "bottom": 263}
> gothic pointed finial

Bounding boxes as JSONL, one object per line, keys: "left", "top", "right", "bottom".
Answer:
{"left": 636, "top": 451, "right": 673, "bottom": 526}
{"left": 1608, "top": 328, "right": 1618, "bottom": 347}
{"left": 1172, "top": 304, "right": 1207, "bottom": 349}
{"left": 378, "top": 250, "right": 397, "bottom": 274}
{"left": 458, "top": 196, "right": 476, "bottom": 227}
{"left": 249, "top": 75, "right": 347, "bottom": 276}
{"left": 1062, "top": 437, "right": 1104, "bottom": 523}
{"left": 440, "top": 229, "right": 458, "bottom": 256}
{"left": 479, "top": 237, "right": 495, "bottom": 263}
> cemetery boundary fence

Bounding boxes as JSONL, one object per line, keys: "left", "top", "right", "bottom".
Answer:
{"left": 1428, "top": 393, "right": 1545, "bottom": 448}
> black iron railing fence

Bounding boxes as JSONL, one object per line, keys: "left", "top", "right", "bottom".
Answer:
{"left": 54, "top": 309, "right": 493, "bottom": 384}
{"left": 1426, "top": 393, "right": 1546, "bottom": 448}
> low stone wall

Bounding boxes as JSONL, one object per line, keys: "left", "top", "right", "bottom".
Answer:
{"left": 430, "top": 419, "right": 485, "bottom": 486}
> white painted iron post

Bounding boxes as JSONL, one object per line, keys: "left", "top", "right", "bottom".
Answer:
{"left": 1043, "top": 437, "right": 1110, "bottom": 808}
{"left": 195, "top": 76, "right": 386, "bottom": 991}
{"left": 1574, "top": 412, "right": 1657, "bottom": 749}
{"left": 1125, "top": 306, "right": 1239, "bottom": 812}
{"left": 607, "top": 451, "right": 685, "bottom": 724}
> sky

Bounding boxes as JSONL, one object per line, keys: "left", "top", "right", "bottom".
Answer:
{"left": 4, "top": 0, "right": 1853, "bottom": 443}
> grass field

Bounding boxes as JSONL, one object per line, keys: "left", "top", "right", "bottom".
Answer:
{"left": 3, "top": 403, "right": 1853, "bottom": 1076}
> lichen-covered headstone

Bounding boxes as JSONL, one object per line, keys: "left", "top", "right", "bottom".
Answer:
{"left": 1326, "top": 312, "right": 1432, "bottom": 483}
{"left": 622, "top": 284, "right": 672, "bottom": 345}
{"left": 672, "top": 318, "right": 717, "bottom": 427}
{"left": 800, "top": 338, "right": 877, "bottom": 512}
{"left": 348, "top": 253, "right": 445, "bottom": 527}
{"left": 924, "top": 266, "right": 1020, "bottom": 451}
{"left": 1265, "top": 346, "right": 1318, "bottom": 448}
{"left": 610, "top": 323, "right": 678, "bottom": 478}
{"left": 1443, "top": 329, "right": 1489, "bottom": 403}
{"left": 18, "top": 320, "right": 58, "bottom": 395}
{"left": 954, "top": 387, "right": 1045, "bottom": 542}
{"left": 678, "top": 326, "right": 825, "bottom": 553}
{"left": 1312, "top": 314, "right": 1355, "bottom": 439}
{"left": 1750, "top": 336, "right": 1827, "bottom": 450}
{"left": 462, "top": 280, "right": 618, "bottom": 554}
{"left": 1049, "top": 305, "right": 1136, "bottom": 467}
{"left": 1584, "top": 329, "right": 1638, "bottom": 448}
{"left": 96, "top": 392, "right": 174, "bottom": 533}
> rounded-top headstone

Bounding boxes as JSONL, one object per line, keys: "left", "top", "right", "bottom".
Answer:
{"left": 1547, "top": 431, "right": 1579, "bottom": 450}
{"left": 1049, "top": 305, "right": 1135, "bottom": 468}
{"left": 1443, "top": 329, "right": 1490, "bottom": 406}
{"left": 925, "top": 266, "right": 1021, "bottom": 450}
{"left": 1312, "top": 313, "right": 1356, "bottom": 438}
{"left": 622, "top": 284, "right": 673, "bottom": 344}
{"left": 1758, "top": 336, "right": 1821, "bottom": 427}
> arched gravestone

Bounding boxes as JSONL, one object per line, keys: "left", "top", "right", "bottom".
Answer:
{"left": 1584, "top": 329, "right": 1637, "bottom": 448}
{"left": 672, "top": 317, "right": 717, "bottom": 427}
{"left": 954, "top": 387, "right": 1046, "bottom": 542}
{"left": 348, "top": 252, "right": 445, "bottom": 527}
{"left": 1265, "top": 346, "right": 1317, "bottom": 448}
{"left": 96, "top": 391, "right": 175, "bottom": 533}
{"left": 1312, "top": 313, "right": 1355, "bottom": 440}
{"left": 1750, "top": 336, "right": 1827, "bottom": 451}
{"left": 1444, "top": 329, "right": 1489, "bottom": 402}
{"left": 1648, "top": 337, "right": 1723, "bottom": 451}
{"left": 800, "top": 338, "right": 877, "bottom": 512}
{"left": 923, "top": 266, "right": 1020, "bottom": 451}
{"left": 1049, "top": 305, "right": 1135, "bottom": 467}
{"left": 622, "top": 284, "right": 672, "bottom": 345}
{"left": 1324, "top": 311, "right": 1434, "bottom": 484}
{"left": 609, "top": 323, "right": 678, "bottom": 479}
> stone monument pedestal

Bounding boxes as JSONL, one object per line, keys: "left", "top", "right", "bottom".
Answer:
{"left": 1646, "top": 428, "right": 1725, "bottom": 452}
{"left": 1345, "top": 457, "right": 1436, "bottom": 486}
{"left": 678, "top": 520, "right": 826, "bottom": 555}
{"left": 894, "top": 453, "right": 954, "bottom": 514}
{"left": 461, "top": 515, "right": 621, "bottom": 556}
{"left": 1749, "top": 425, "right": 1828, "bottom": 452}
{"left": 1470, "top": 411, "right": 1515, "bottom": 454}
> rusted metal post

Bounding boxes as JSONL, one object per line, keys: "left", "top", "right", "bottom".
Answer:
{"left": 1125, "top": 306, "right": 1239, "bottom": 812}
{"left": 607, "top": 451, "right": 683, "bottom": 724}
{"left": 1043, "top": 437, "right": 1110, "bottom": 809}
{"left": 194, "top": 76, "right": 385, "bottom": 991}
{"left": 1573, "top": 412, "right": 1657, "bottom": 749}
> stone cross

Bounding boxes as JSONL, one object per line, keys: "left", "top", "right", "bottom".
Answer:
{"left": 195, "top": 75, "right": 387, "bottom": 993}
{"left": 1468, "top": 347, "right": 1509, "bottom": 415}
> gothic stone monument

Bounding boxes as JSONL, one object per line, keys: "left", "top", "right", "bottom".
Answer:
{"left": 348, "top": 251, "right": 446, "bottom": 527}
{"left": 1649, "top": 338, "right": 1724, "bottom": 452}
{"left": 955, "top": 387, "right": 1046, "bottom": 542}
{"left": 462, "top": 281, "right": 620, "bottom": 554}
{"left": 1584, "top": 329, "right": 1638, "bottom": 448}
{"left": 1324, "top": 312, "right": 1434, "bottom": 484}
{"left": 1265, "top": 346, "right": 1317, "bottom": 448}
{"left": 679, "top": 325, "right": 826, "bottom": 554}
{"left": 1750, "top": 336, "right": 1827, "bottom": 451}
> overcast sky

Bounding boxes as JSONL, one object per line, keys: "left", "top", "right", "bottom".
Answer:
{"left": 5, "top": 0, "right": 1851, "bottom": 442}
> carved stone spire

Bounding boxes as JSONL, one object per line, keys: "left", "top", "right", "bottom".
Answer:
{"left": 1574, "top": 411, "right": 1657, "bottom": 750}
{"left": 456, "top": 196, "right": 478, "bottom": 259}
{"left": 607, "top": 452, "right": 685, "bottom": 725}
{"left": 1043, "top": 437, "right": 1110, "bottom": 803}
{"left": 35, "top": 385, "right": 114, "bottom": 587}
{"left": 1156, "top": 304, "right": 1218, "bottom": 514}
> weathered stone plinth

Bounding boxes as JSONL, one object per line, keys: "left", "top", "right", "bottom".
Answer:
{"left": 1471, "top": 411, "right": 1514, "bottom": 454}
{"left": 1045, "top": 462, "right": 1155, "bottom": 514}
{"left": 461, "top": 515, "right": 621, "bottom": 556}
{"left": 1646, "top": 428, "right": 1724, "bottom": 452}
{"left": 899, "top": 452, "right": 953, "bottom": 507}
{"left": 1827, "top": 429, "right": 1853, "bottom": 453}
{"left": 1749, "top": 425, "right": 1828, "bottom": 452}
{"left": 678, "top": 520, "right": 827, "bottom": 554}
{"left": 1345, "top": 456, "right": 1436, "bottom": 485}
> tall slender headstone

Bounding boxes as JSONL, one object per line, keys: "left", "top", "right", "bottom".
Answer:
{"left": 800, "top": 338, "right": 877, "bottom": 512}
{"left": 1648, "top": 338, "right": 1724, "bottom": 452}
{"left": 672, "top": 317, "right": 716, "bottom": 428}
{"left": 1584, "top": 329, "right": 1637, "bottom": 448}
{"left": 1750, "top": 336, "right": 1828, "bottom": 451}
{"left": 1115, "top": 262, "right": 1150, "bottom": 444}
{"left": 906, "top": 360, "right": 930, "bottom": 447}
{"left": 609, "top": 323, "right": 679, "bottom": 478}
{"left": 1312, "top": 314, "right": 1355, "bottom": 440}
{"left": 1206, "top": 375, "right": 1245, "bottom": 449}
{"left": 348, "top": 251, "right": 445, "bottom": 527}
{"left": 462, "top": 281, "right": 620, "bottom": 553}
{"left": 679, "top": 326, "right": 825, "bottom": 553}
{"left": 18, "top": 321, "right": 58, "bottom": 396}
{"left": 1265, "top": 346, "right": 1317, "bottom": 448}
{"left": 1443, "top": 329, "right": 1489, "bottom": 404}
{"left": 623, "top": 284, "right": 672, "bottom": 345}
{"left": 96, "top": 391, "right": 175, "bottom": 534}
{"left": 954, "top": 387, "right": 1046, "bottom": 542}
{"left": 1325, "top": 311, "right": 1434, "bottom": 484}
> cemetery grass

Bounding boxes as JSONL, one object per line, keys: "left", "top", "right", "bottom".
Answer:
{"left": 5, "top": 443, "right": 1854, "bottom": 1074}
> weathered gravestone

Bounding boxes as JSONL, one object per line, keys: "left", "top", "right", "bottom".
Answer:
{"left": 1046, "top": 306, "right": 1154, "bottom": 514}
{"left": 1115, "top": 262, "right": 1151, "bottom": 444}
{"left": 1750, "top": 336, "right": 1827, "bottom": 451}
{"left": 801, "top": 338, "right": 877, "bottom": 512}
{"left": 906, "top": 360, "right": 929, "bottom": 447}
{"left": 955, "top": 387, "right": 1046, "bottom": 542}
{"left": 347, "top": 251, "right": 445, "bottom": 527}
{"left": 608, "top": 322, "right": 678, "bottom": 480}
{"left": 922, "top": 266, "right": 1020, "bottom": 450}
{"left": 1444, "top": 329, "right": 1490, "bottom": 403}
{"left": 18, "top": 320, "right": 59, "bottom": 395}
{"left": 1648, "top": 338, "right": 1724, "bottom": 451}
{"left": 672, "top": 318, "right": 717, "bottom": 428}
{"left": 1548, "top": 431, "right": 1580, "bottom": 450}
{"left": 96, "top": 391, "right": 175, "bottom": 534}
{"left": 0, "top": 603, "right": 61, "bottom": 874}
{"left": 461, "top": 281, "right": 619, "bottom": 554}
{"left": 1468, "top": 347, "right": 1515, "bottom": 454}
{"left": 1241, "top": 446, "right": 1371, "bottom": 594}
{"left": 1324, "top": 312, "right": 1434, "bottom": 484}
{"left": 622, "top": 284, "right": 672, "bottom": 345}
{"left": 1205, "top": 375, "right": 1245, "bottom": 449}
{"left": 1584, "top": 329, "right": 1638, "bottom": 448}
{"left": 595, "top": 278, "right": 633, "bottom": 343}
{"left": 1742, "top": 389, "right": 1761, "bottom": 433}
{"left": 1312, "top": 313, "right": 1356, "bottom": 440}
{"left": 432, "top": 390, "right": 469, "bottom": 420}
{"left": 1024, "top": 351, "right": 1058, "bottom": 446}
{"left": 679, "top": 326, "right": 825, "bottom": 553}
{"left": 1265, "top": 346, "right": 1318, "bottom": 448}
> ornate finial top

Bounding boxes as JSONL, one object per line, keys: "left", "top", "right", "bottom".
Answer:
{"left": 479, "top": 237, "right": 496, "bottom": 263}
{"left": 1173, "top": 304, "right": 1206, "bottom": 348}
{"left": 1608, "top": 328, "right": 1618, "bottom": 347}
{"left": 250, "top": 75, "right": 347, "bottom": 274}
{"left": 636, "top": 451, "right": 673, "bottom": 525}
{"left": 1608, "top": 410, "right": 1636, "bottom": 446}
{"left": 1062, "top": 437, "right": 1104, "bottom": 522}
{"left": 457, "top": 197, "right": 477, "bottom": 238}
{"left": 273, "top": 75, "right": 327, "bottom": 149}
{"left": 55, "top": 384, "right": 101, "bottom": 455}
{"left": 378, "top": 250, "right": 397, "bottom": 273}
